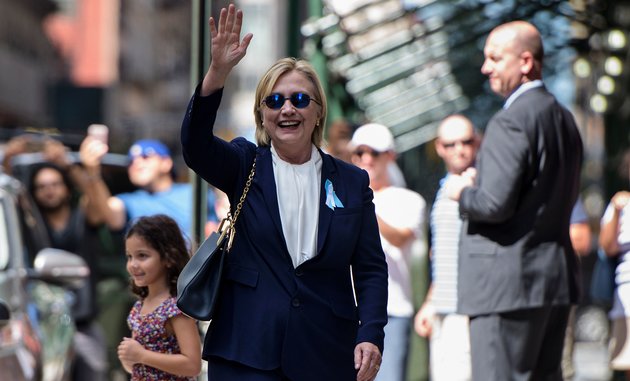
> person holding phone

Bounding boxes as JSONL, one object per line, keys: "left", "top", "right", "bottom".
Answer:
{"left": 77, "top": 136, "right": 217, "bottom": 240}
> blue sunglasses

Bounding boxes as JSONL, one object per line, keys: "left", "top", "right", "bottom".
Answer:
{"left": 263, "top": 92, "right": 320, "bottom": 110}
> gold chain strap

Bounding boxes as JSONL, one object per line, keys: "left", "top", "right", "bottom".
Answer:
{"left": 232, "top": 158, "right": 256, "bottom": 226}
{"left": 217, "top": 157, "right": 256, "bottom": 250}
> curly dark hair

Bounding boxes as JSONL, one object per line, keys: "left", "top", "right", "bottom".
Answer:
{"left": 125, "top": 214, "right": 190, "bottom": 298}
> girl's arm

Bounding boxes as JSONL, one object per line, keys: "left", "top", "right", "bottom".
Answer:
{"left": 117, "top": 315, "right": 201, "bottom": 377}
{"left": 144, "top": 315, "right": 201, "bottom": 377}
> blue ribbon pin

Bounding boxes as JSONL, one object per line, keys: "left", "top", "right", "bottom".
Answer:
{"left": 324, "top": 179, "right": 344, "bottom": 210}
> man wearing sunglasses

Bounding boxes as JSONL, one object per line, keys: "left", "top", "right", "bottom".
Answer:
{"left": 77, "top": 137, "right": 217, "bottom": 239}
{"left": 415, "top": 114, "right": 478, "bottom": 381}
{"left": 445, "top": 21, "right": 583, "bottom": 380}
{"left": 350, "top": 123, "right": 427, "bottom": 381}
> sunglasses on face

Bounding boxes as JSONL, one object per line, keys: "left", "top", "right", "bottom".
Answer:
{"left": 441, "top": 138, "right": 474, "bottom": 149}
{"left": 263, "top": 92, "right": 320, "bottom": 110}
{"left": 354, "top": 149, "right": 383, "bottom": 159}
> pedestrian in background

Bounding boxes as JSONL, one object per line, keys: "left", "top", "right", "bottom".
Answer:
{"left": 325, "top": 118, "right": 354, "bottom": 163}
{"left": 350, "top": 123, "right": 427, "bottom": 381}
{"left": 600, "top": 148, "right": 630, "bottom": 380}
{"left": 562, "top": 197, "right": 593, "bottom": 381}
{"left": 181, "top": 4, "right": 388, "bottom": 380}
{"left": 117, "top": 214, "right": 201, "bottom": 380}
{"left": 415, "top": 114, "right": 479, "bottom": 381}
{"left": 446, "top": 21, "right": 583, "bottom": 380}
{"left": 27, "top": 138, "right": 109, "bottom": 381}
{"left": 77, "top": 136, "right": 216, "bottom": 240}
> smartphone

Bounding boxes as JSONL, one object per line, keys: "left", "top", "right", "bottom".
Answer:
{"left": 87, "top": 124, "right": 109, "bottom": 144}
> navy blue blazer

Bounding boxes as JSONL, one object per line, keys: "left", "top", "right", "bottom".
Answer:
{"left": 181, "top": 87, "right": 388, "bottom": 380}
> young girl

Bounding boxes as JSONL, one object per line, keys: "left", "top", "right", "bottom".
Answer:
{"left": 117, "top": 214, "right": 201, "bottom": 380}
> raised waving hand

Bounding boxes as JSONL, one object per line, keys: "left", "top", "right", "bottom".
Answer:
{"left": 201, "top": 3, "right": 253, "bottom": 96}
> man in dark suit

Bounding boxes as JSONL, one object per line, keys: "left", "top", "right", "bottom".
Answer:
{"left": 446, "top": 21, "right": 583, "bottom": 380}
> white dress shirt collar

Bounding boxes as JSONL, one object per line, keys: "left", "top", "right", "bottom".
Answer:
{"left": 503, "top": 80, "right": 543, "bottom": 109}
{"left": 270, "top": 144, "right": 322, "bottom": 268}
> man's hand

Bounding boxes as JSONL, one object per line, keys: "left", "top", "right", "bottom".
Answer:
{"left": 42, "top": 139, "right": 70, "bottom": 169}
{"left": 414, "top": 302, "right": 435, "bottom": 338}
{"left": 79, "top": 136, "right": 108, "bottom": 171}
{"left": 612, "top": 191, "right": 630, "bottom": 211}
{"left": 445, "top": 166, "right": 477, "bottom": 201}
{"left": 445, "top": 174, "right": 472, "bottom": 201}
{"left": 354, "top": 342, "right": 382, "bottom": 381}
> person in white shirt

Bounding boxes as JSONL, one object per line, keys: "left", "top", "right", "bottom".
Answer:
{"left": 350, "top": 123, "right": 427, "bottom": 381}
{"left": 414, "top": 114, "right": 479, "bottom": 381}
{"left": 600, "top": 149, "right": 630, "bottom": 379}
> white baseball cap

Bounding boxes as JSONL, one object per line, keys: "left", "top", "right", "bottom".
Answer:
{"left": 350, "top": 123, "right": 395, "bottom": 153}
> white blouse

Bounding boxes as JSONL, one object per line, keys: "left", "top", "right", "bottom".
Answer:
{"left": 271, "top": 144, "right": 322, "bottom": 268}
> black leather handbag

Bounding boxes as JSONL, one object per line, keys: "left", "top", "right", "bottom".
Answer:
{"left": 176, "top": 159, "right": 256, "bottom": 321}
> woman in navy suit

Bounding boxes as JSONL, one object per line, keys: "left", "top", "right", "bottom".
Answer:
{"left": 180, "top": 4, "right": 388, "bottom": 381}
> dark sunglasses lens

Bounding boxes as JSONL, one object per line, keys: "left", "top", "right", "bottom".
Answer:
{"left": 264, "top": 93, "right": 312, "bottom": 109}
{"left": 443, "top": 138, "right": 474, "bottom": 149}
{"left": 291, "top": 93, "right": 311, "bottom": 108}
{"left": 264, "top": 94, "right": 284, "bottom": 109}
{"left": 356, "top": 150, "right": 380, "bottom": 158}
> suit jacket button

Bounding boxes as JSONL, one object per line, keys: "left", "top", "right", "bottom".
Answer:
{"left": 295, "top": 269, "right": 303, "bottom": 277}
{"left": 292, "top": 298, "right": 301, "bottom": 307}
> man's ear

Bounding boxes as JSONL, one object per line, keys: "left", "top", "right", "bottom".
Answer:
{"left": 160, "top": 157, "right": 174, "bottom": 174}
{"left": 520, "top": 51, "right": 535, "bottom": 75}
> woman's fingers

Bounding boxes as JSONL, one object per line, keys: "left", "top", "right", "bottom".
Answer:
{"left": 209, "top": 16, "right": 217, "bottom": 38}
{"left": 217, "top": 6, "right": 227, "bottom": 35}
{"left": 225, "top": 4, "right": 236, "bottom": 34}
{"left": 232, "top": 8, "right": 244, "bottom": 37}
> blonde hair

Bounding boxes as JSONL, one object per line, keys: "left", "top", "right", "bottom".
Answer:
{"left": 253, "top": 58, "right": 327, "bottom": 147}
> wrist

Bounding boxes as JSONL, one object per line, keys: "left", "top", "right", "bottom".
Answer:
{"left": 202, "top": 69, "right": 228, "bottom": 96}
{"left": 82, "top": 166, "right": 102, "bottom": 182}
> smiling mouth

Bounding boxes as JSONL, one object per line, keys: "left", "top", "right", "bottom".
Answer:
{"left": 278, "top": 121, "right": 300, "bottom": 129}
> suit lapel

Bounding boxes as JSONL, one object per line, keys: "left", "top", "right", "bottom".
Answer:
{"left": 257, "top": 148, "right": 339, "bottom": 261}
{"left": 257, "top": 148, "right": 288, "bottom": 250}
{"left": 317, "top": 150, "right": 337, "bottom": 255}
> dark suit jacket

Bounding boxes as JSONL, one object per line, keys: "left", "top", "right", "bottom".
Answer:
{"left": 181, "top": 88, "right": 388, "bottom": 380}
{"left": 457, "top": 86, "right": 583, "bottom": 316}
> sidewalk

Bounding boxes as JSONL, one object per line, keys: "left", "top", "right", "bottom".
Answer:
{"left": 574, "top": 341, "right": 611, "bottom": 381}
{"left": 574, "top": 305, "right": 612, "bottom": 381}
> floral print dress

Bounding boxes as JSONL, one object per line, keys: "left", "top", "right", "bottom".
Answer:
{"left": 127, "top": 296, "right": 196, "bottom": 381}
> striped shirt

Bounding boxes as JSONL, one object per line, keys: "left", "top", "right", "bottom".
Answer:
{"left": 430, "top": 174, "right": 463, "bottom": 314}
